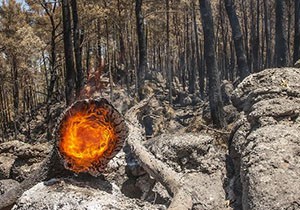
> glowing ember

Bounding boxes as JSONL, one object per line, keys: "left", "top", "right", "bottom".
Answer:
{"left": 57, "top": 99, "right": 127, "bottom": 174}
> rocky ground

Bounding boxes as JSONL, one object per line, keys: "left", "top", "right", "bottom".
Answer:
{"left": 0, "top": 68, "right": 299, "bottom": 210}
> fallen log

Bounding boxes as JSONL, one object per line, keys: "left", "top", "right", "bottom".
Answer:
{"left": 125, "top": 96, "right": 194, "bottom": 210}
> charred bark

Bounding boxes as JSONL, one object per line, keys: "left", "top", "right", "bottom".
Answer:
{"left": 70, "top": 0, "right": 85, "bottom": 97}
{"left": 224, "top": 0, "right": 250, "bottom": 80}
{"left": 135, "top": 0, "right": 147, "bottom": 100}
{"left": 263, "top": 0, "right": 271, "bottom": 68}
{"left": 275, "top": 0, "right": 288, "bottom": 67}
{"left": 199, "top": 0, "right": 226, "bottom": 128}
{"left": 62, "top": 0, "right": 76, "bottom": 105}
{"left": 294, "top": 0, "right": 300, "bottom": 63}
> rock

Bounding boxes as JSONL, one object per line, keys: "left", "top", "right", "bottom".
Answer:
{"left": 145, "top": 133, "right": 224, "bottom": 173}
{"left": 0, "top": 179, "right": 20, "bottom": 195}
{"left": 0, "top": 153, "right": 16, "bottom": 179}
{"left": 229, "top": 68, "right": 300, "bottom": 210}
{"left": 0, "top": 140, "right": 51, "bottom": 181}
{"left": 12, "top": 179, "right": 166, "bottom": 210}
{"left": 231, "top": 122, "right": 300, "bottom": 210}
{"left": 232, "top": 68, "right": 300, "bottom": 112}
{"left": 221, "top": 80, "right": 234, "bottom": 105}
{"left": 144, "top": 133, "right": 227, "bottom": 209}
{"left": 223, "top": 105, "right": 239, "bottom": 124}
{"left": 183, "top": 172, "right": 227, "bottom": 210}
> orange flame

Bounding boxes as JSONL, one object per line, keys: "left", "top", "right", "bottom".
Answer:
{"left": 58, "top": 104, "right": 117, "bottom": 173}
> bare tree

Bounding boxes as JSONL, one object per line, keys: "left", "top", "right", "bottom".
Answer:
{"left": 135, "top": 0, "right": 147, "bottom": 100}
{"left": 70, "top": 0, "right": 85, "bottom": 97}
{"left": 199, "top": 0, "right": 226, "bottom": 128}
{"left": 62, "top": 0, "right": 76, "bottom": 105}
{"left": 225, "top": 0, "right": 250, "bottom": 80}
{"left": 275, "top": 0, "right": 288, "bottom": 67}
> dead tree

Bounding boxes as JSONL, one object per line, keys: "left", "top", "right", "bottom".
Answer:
{"left": 199, "top": 0, "right": 226, "bottom": 128}
{"left": 70, "top": 0, "right": 85, "bottom": 97}
{"left": 135, "top": 0, "right": 147, "bottom": 100}
{"left": 224, "top": 0, "right": 250, "bottom": 80}
{"left": 275, "top": 0, "right": 288, "bottom": 67}
{"left": 62, "top": 0, "right": 76, "bottom": 105}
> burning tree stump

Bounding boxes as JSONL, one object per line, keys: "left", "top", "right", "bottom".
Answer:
{"left": 0, "top": 98, "right": 128, "bottom": 209}
{"left": 55, "top": 98, "right": 128, "bottom": 176}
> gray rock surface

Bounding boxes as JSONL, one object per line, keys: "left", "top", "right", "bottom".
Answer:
{"left": 0, "top": 179, "right": 20, "bottom": 195}
{"left": 145, "top": 133, "right": 228, "bottom": 209}
{"left": 12, "top": 179, "right": 166, "bottom": 210}
{"left": 0, "top": 140, "right": 51, "bottom": 181}
{"left": 229, "top": 68, "right": 300, "bottom": 210}
{"left": 0, "top": 153, "right": 16, "bottom": 179}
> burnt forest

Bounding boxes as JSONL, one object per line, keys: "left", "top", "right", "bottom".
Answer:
{"left": 0, "top": 0, "right": 299, "bottom": 210}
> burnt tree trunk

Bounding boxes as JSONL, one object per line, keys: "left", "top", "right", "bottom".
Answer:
{"left": 135, "top": 0, "right": 147, "bottom": 100}
{"left": 70, "top": 0, "right": 84, "bottom": 97}
{"left": 166, "top": 0, "right": 173, "bottom": 103}
{"left": 11, "top": 56, "right": 19, "bottom": 138}
{"left": 192, "top": 2, "right": 204, "bottom": 97}
{"left": 62, "top": 0, "right": 76, "bottom": 105}
{"left": 263, "top": 0, "right": 272, "bottom": 68}
{"left": 199, "top": 0, "right": 226, "bottom": 128}
{"left": 224, "top": 0, "right": 250, "bottom": 80}
{"left": 275, "top": 0, "right": 288, "bottom": 67}
{"left": 41, "top": 1, "right": 59, "bottom": 102}
{"left": 253, "top": 0, "right": 260, "bottom": 71}
{"left": 97, "top": 19, "right": 102, "bottom": 66}
{"left": 294, "top": 0, "right": 300, "bottom": 63}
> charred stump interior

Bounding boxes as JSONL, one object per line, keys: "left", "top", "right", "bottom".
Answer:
{"left": 55, "top": 98, "right": 128, "bottom": 176}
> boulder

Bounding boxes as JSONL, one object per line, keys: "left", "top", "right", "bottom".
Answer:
{"left": 144, "top": 133, "right": 227, "bottom": 209}
{"left": 0, "top": 179, "right": 20, "bottom": 195}
{"left": 229, "top": 68, "right": 300, "bottom": 210}
{"left": 12, "top": 179, "right": 166, "bottom": 210}
{"left": 0, "top": 140, "right": 51, "bottom": 181}
{"left": 0, "top": 154, "right": 16, "bottom": 179}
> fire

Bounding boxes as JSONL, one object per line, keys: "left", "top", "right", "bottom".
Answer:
{"left": 58, "top": 102, "right": 119, "bottom": 173}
